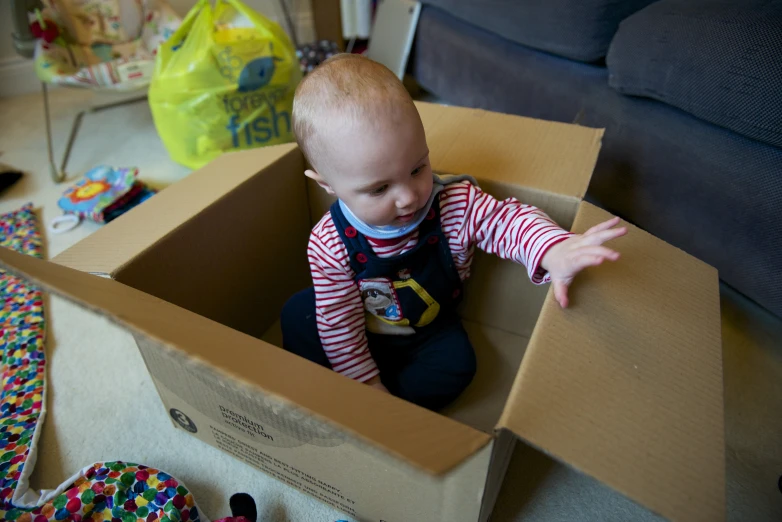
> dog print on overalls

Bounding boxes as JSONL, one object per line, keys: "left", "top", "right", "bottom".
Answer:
{"left": 360, "top": 279, "right": 404, "bottom": 322}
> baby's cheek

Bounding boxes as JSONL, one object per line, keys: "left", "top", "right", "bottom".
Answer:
{"left": 380, "top": 201, "right": 397, "bottom": 217}
{"left": 350, "top": 199, "right": 380, "bottom": 223}
{"left": 366, "top": 207, "right": 393, "bottom": 226}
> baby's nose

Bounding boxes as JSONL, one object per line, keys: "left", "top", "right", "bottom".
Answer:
{"left": 396, "top": 189, "right": 416, "bottom": 209}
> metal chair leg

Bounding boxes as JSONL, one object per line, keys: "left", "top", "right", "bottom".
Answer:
{"left": 42, "top": 82, "right": 147, "bottom": 183}
{"left": 42, "top": 82, "right": 65, "bottom": 183}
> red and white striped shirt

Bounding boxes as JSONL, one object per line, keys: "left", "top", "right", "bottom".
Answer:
{"left": 307, "top": 181, "right": 572, "bottom": 383}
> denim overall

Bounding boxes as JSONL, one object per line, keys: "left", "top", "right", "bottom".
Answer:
{"left": 281, "top": 196, "right": 477, "bottom": 410}
{"left": 330, "top": 197, "right": 464, "bottom": 332}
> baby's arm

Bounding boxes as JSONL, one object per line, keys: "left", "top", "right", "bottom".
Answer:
{"left": 441, "top": 182, "right": 624, "bottom": 307}
{"left": 308, "top": 219, "right": 381, "bottom": 385}
{"left": 441, "top": 182, "right": 572, "bottom": 283}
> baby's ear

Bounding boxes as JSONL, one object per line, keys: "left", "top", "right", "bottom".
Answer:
{"left": 305, "top": 169, "right": 335, "bottom": 195}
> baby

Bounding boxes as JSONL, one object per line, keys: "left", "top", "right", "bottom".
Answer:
{"left": 281, "top": 54, "right": 626, "bottom": 410}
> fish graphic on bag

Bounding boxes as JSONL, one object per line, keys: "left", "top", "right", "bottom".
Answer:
{"left": 238, "top": 53, "right": 283, "bottom": 92}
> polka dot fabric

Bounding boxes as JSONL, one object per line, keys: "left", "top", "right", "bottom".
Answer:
{"left": 296, "top": 41, "right": 340, "bottom": 74}
{"left": 3, "top": 463, "right": 201, "bottom": 522}
{"left": 0, "top": 205, "right": 200, "bottom": 522}
{"left": 0, "top": 204, "right": 45, "bottom": 510}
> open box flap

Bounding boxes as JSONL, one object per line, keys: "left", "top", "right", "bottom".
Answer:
{"left": 54, "top": 143, "right": 301, "bottom": 276}
{"left": 0, "top": 248, "right": 491, "bottom": 475}
{"left": 415, "top": 101, "right": 603, "bottom": 198}
{"left": 497, "top": 202, "right": 725, "bottom": 522}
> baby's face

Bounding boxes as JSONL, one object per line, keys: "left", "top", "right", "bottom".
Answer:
{"left": 314, "top": 105, "right": 433, "bottom": 227}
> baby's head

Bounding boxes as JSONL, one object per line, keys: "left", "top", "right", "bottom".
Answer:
{"left": 293, "top": 54, "right": 432, "bottom": 227}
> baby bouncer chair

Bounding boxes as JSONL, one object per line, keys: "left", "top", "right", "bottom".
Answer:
{"left": 10, "top": 0, "right": 181, "bottom": 182}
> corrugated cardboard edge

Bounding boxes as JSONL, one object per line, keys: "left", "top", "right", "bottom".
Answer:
{"left": 415, "top": 101, "right": 604, "bottom": 199}
{"left": 53, "top": 144, "right": 302, "bottom": 277}
{"left": 498, "top": 202, "right": 725, "bottom": 522}
{"left": 0, "top": 249, "right": 492, "bottom": 476}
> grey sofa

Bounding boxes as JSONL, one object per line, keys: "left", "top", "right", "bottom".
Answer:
{"left": 412, "top": 0, "right": 782, "bottom": 317}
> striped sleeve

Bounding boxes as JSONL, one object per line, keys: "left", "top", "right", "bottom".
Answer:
{"left": 439, "top": 181, "right": 573, "bottom": 284}
{"left": 308, "top": 213, "right": 379, "bottom": 383}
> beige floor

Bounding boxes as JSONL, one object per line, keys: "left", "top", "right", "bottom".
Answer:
{"left": 0, "top": 88, "right": 780, "bottom": 522}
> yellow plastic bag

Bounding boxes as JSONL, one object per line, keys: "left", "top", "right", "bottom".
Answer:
{"left": 149, "top": 0, "right": 301, "bottom": 169}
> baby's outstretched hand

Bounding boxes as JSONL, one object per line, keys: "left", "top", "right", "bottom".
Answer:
{"left": 541, "top": 217, "right": 627, "bottom": 308}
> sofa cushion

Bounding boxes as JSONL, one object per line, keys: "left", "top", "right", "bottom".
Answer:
{"left": 607, "top": 0, "right": 782, "bottom": 148}
{"left": 414, "top": 4, "right": 782, "bottom": 319}
{"left": 420, "top": 0, "right": 657, "bottom": 62}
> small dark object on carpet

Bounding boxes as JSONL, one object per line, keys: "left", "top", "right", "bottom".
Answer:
{"left": 0, "top": 168, "right": 22, "bottom": 196}
{"left": 229, "top": 493, "right": 258, "bottom": 522}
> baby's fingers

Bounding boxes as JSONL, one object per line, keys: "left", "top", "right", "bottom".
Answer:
{"left": 575, "top": 245, "right": 620, "bottom": 261}
{"left": 583, "top": 216, "right": 621, "bottom": 236}
{"left": 569, "top": 253, "right": 608, "bottom": 272}
{"left": 553, "top": 279, "right": 570, "bottom": 308}
{"left": 582, "top": 226, "right": 627, "bottom": 246}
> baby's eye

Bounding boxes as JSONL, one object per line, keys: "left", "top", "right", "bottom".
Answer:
{"left": 370, "top": 185, "right": 388, "bottom": 196}
{"left": 411, "top": 165, "right": 424, "bottom": 176}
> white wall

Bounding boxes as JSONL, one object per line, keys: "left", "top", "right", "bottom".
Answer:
{"left": 0, "top": 0, "right": 314, "bottom": 98}
{"left": 0, "top": 3, "right": 18, "bottom": 62}
{"left": 0, "top": 2, "right": 41, "bottom": 98}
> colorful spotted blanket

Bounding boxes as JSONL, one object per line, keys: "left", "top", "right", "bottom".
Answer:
{"left": 0, "top": 205, "right": 201, "bottom": 522}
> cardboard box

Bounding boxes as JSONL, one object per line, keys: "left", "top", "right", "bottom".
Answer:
{"left": 0, "top": 103, "right": 725, "bottom": 522}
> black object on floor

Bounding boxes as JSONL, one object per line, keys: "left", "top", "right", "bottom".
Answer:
{"left": 229, "top": 493, "right": 258, "bottom": 522}
{"left": 0, "top": 170, "right": 22, "bottom": 196}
